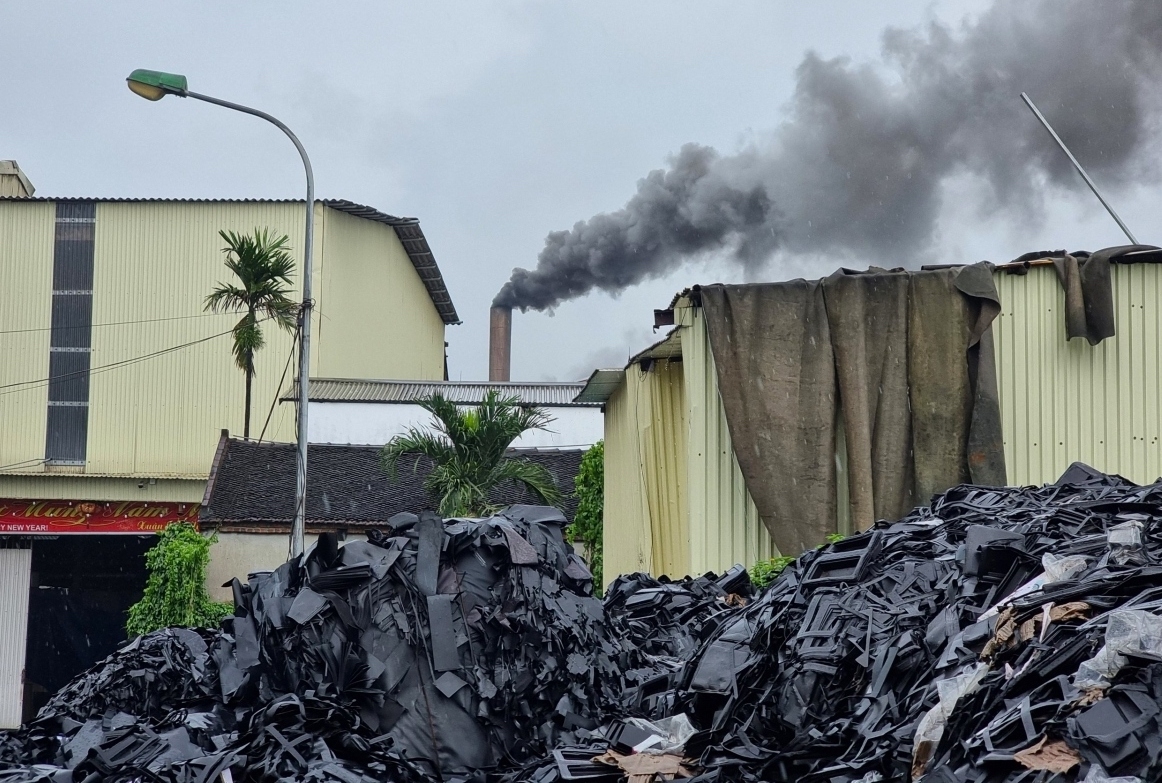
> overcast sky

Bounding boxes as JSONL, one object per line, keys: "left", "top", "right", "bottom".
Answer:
{"left": 5, "top": 1, "right": 1160, "bottom": 381}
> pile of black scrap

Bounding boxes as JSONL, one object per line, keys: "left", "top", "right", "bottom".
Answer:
{"left": 604, "top": 567, "right": 753, "bottom": 662}
{"left": 18, "top": 467, "right": 1162, "bottom": 783}
{"left": 604, "top": 569, "right": 753, "bottom": 718}
{"left": 0, "top": 505, "right": 632, "bottom": 782}
{"left": 662, "top": 463, "right": 1162, "bottom": 783}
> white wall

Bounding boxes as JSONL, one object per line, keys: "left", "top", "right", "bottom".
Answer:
{"left": 206, "top": 532, "right": 319, "bottom": 601}
{"left": 307, "top": 402, "right": 603, "bottom": 450}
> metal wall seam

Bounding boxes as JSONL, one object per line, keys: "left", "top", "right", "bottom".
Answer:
{"left": 0, "top": 547, "right": 32, "bottom": 728}
{"left": 992, "top": 264, "right": 1162, "bottom": 486}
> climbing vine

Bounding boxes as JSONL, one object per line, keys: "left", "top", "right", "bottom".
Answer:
{"left": 568, "top": 441, "right": 604, "bottom": 594}
{"left": 125, "top": 522, "right": 233, "bottom": 636}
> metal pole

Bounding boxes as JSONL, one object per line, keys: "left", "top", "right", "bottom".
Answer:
{"left": 186, "top": 90, "right": 314, "bottom": 559}
{"left": 1020, "top": 92, "right": 1138, "bottom": 244}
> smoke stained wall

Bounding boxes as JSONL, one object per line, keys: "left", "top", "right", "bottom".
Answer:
{"left": 495, "top": 0, "right": 1162, "bottom": 312}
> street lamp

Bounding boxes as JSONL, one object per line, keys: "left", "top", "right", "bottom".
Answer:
{"left": 127, "top": 68, "right": 313, "bottom": 560}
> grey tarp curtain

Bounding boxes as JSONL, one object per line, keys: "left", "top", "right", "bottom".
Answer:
{"left": 700, "top": 263, "right": 1007, "bottom": 555}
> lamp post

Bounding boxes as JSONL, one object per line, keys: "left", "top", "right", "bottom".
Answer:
{"left": 127, "top": 69, "right": 312, "bottom": 559}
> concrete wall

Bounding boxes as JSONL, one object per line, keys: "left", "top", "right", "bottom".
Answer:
{"left": 307, "top": 401, "right": 603, "bottom": 450}
{"left": 205, "top": 531, "right": 320, "bottom": 601}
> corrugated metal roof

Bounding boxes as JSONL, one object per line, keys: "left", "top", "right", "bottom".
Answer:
{"left": 289, "top": 378, "right": 597, "bottom": 406}
{"left": 575, "top": 369, "right": 625, "bottom": 404}
{"left": 0, "top": 197, "right": 460, "bottom": 326}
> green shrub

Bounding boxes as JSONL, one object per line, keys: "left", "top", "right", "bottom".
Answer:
{"left": 125, "top": 522, "right": 233, "bottom": 636}
{"left": 749, "top": 532, "right": 849, "bottom": 588}
{"left": 567, "top": 441, "right": 604, "bottom": 595}
{"left": 749, "top": 555, "right": 795, "bottom": 587}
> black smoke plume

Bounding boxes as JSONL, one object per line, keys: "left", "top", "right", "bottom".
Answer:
{"left": 495, "top": 0, "right": 1162, "bottom": 311}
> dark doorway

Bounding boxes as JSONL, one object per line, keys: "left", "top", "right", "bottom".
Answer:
{"left": 22, "top": 535, "right": 151, "bottom": 722}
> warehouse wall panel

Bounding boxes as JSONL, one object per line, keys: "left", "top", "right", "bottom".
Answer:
{"left": 679, "top": 304, "right": 776, "bottom": 573}
{"left": 993, "top": 264, "right": 1162, "bottom": 486}
{"left": 0, "top": 202, "right": 55, "bottom": 471}
{"left": 318, "top": 208, "right": 445, "bottom": 380}
{"left": 0, "top": 547, "right": 32, "bottom": 728}
{"left": 602, "top": 381, "right": 653, "bottom": 584}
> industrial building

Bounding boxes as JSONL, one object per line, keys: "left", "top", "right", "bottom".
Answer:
{"left": 579, "top": 251, "right": 1162, "bottom": 586}
{"left": 0, "top": 161, "right": 459, "bottom": 725}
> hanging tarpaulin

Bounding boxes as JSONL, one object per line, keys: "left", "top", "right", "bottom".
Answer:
{"left": 0, "top": 499, "right": 198, "bottom": 534}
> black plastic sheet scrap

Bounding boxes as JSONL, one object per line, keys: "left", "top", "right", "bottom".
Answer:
{"left": 655, "top": 463, "right": 1162, "bottom": 783}
{"left": 17, "top": 467, "right": 1162, "bottom": 783}
{"left": 0, "top": 505, "right": 639, "bottom": 783}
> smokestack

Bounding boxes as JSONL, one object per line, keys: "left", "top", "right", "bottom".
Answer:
{"left": 489, "top": 306, "right": 512, "bottom": 382}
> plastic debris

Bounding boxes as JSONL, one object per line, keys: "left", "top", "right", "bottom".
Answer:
{"left": 14, "top": 464, "right": 1162, "bottom": 783}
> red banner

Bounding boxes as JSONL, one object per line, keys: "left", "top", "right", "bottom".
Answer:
{"left": 0, "top": 499, "right": 199, "bottom": 535}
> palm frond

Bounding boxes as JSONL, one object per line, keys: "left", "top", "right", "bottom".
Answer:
{"left": 380, "top": 429, "right": 455, "bottom": 478}
{"left": 382, "top": 390, "right": 561, "bottom": 517}
{"left": 486, "top": 458, "right": 563, "bottom": 507}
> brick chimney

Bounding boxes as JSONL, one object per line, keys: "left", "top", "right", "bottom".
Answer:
{"left": 489, "top": 306, "right": 512, "bottom": 382}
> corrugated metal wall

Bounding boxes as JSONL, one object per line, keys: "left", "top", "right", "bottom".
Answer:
{"left": 679, "top": 304, "right": 777, "bottom": 573}
{"left": 635, "top": 359, "right": 690, "bottom": 576}
{"left": 319, "top": 208, "right": 446, "bottom": 380}
{"left": 88, "top": 202, "right": 312, "bottom": 477}
{"left": 0, "top": 476, "right": 205, "bottom": 502}
{"left": 0, "top": 547, "right": 32, "bottom": 728}
{"left": 994, "top": 264, "right": 1162, "bottom": 486}
{"left": 0, "top": 200, "right": 447, "bottom": 488}
{"left": 603, "top": 380, "right": 654, "bottom": 581}
{"left": 0, "top": 202, "right": 55, "bottom": 471}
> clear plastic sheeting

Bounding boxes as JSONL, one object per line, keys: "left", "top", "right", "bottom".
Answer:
{"left": 912, "top": 664, "right": 990, "bottom": 778}
{"left": 1082, "top": 764, "right": 1142, "bottom": 783}
{"left": 1075, "top": 610, "right": 1162, "bottom": 690}
{"left": 620, "top": 714, "right": 696, "bottom": 755}
{"left": 980, "top": 553, "right": 1090, "bottom": 621}
{"left": 1108, "top": 519, "right": 1146, "bottom": 565}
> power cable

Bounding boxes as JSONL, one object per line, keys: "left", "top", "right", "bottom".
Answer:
{"left": 0, "top": 319, "right": 270, "bottom": 396}
{"left": 0, "top": 458, "right": 49, "bottom": 472}
{"left": 0, "top": 311, "right": 233, "bottom": 336}
{"left": 258, "top": 328, "right": 299, "bottom": 443}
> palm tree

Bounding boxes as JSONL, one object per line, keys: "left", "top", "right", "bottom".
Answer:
{"left": 381, "top": 391, "right": 563, "bottom": 517}
{"left": 204, "top": 229, "right": 298, "bottom": 439}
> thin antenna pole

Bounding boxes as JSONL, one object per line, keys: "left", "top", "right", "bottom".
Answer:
{"left": 1020, "top": 92, "right": 1138, "bottom": 244}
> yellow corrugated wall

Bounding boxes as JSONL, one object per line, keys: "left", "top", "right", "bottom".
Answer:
{"left": 603, "top": 379, "right": 653, "bottom": 582}
{"left": 318, "top": 208, "right": 445, "bottom": 380}
{"left": 0, "top": 200, "right": 447, "bottom": 487}
{"left": 679, "top": 304, "right": 776, "bottom": 573}
{"left": 994, "top": 264, "right": 1162, "bottom": 486}
{"left": 0, "top": 202, "right": 55, "bottom": 471}
{"left": 634, "top": 358, "right": 690, "bottom": 576}
{"left": 87, "top": 202, "right": 314, "bottom": 477}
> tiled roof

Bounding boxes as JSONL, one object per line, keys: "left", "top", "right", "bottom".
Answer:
{"left": 292, "top": 378, "right": 596, "bottom": 407}
{"left": 200, "top": 438, "right": 582, "bottom": 529}
{"left": 0, "top": 197, "right": 459, "bottom": 325}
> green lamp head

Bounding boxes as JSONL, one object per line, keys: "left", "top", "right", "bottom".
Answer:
{"left": 126, "top": 69, "right": 188, "bottom": 101}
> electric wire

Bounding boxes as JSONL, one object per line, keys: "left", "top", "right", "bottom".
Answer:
{"left": 258, "top": 328, "right": 299, "bottom": 443}
{"left": 0, "top": 318, "right": 271, "bottom": 396}
{"left": 0, "top": 458, "right": 49, "bottom": 472}
{"left": 0, "top": 311, "right": 234, "bottom": 336}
